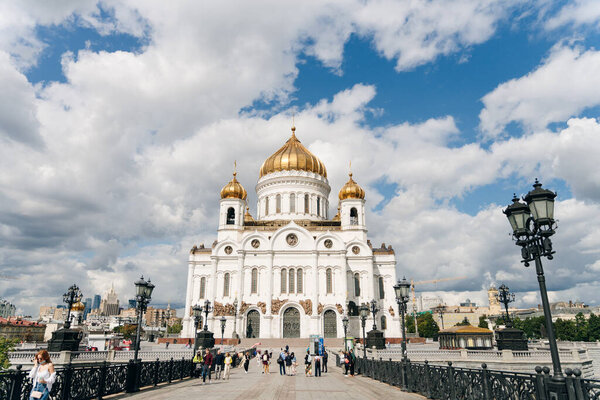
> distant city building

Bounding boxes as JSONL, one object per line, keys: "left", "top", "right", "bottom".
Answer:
{"left": 84, "top": 297, "right": 92, "bottom": 317}
{"left": 0, "top": 299, "right": 16, "bottom": 318}
{"left": 0, "top": 317, "right": 45, "bottom": 342}
{"left": 99, "top": 285, "right": 120, "bottom": 316}
{"left": 92, "top": 294, "right": 101, "bottom": 310}
{"left": 145, "top": 305, "right": 177, "bottom": 328}
{"left": 460, "top": 299, "right": 477, "bottom": 307}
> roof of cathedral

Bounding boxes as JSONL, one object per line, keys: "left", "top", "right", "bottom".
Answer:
{"left": 338, "top": 172, "right": 365, "bottom": 200}
{"left": 243, "top": 218, "right": 341, "bottom": 231}
{"left": 220, "top": 171, "right": 247, "bottom": 200}
{"left": 244, "top": 207, "right": 255, "bottom": 223}
{"left": 439, "top": 325, "right": 493, "bottom": 334}
{"left": 259, "top": 127, "right": 327, "bottom": 178}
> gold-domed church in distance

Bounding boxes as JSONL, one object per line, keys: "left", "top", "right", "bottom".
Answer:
{"left": 182, "top": 125, "right": 398, "bottom": 342}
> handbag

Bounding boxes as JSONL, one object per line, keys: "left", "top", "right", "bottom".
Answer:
{"left": 31, "top": 391, "right": 43, "bottom": 399}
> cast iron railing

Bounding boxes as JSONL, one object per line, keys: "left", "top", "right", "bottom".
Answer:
{"left": 0, "top": 357, "right": 194, "bottom": 400}
{"left": 338, "top": 354, "right": 600, "bottom": 400}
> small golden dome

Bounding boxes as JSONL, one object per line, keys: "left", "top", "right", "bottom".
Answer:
{"left": 244, "top": 207, "right": 255, "bottom": 222}
{"left": 71, "top": 301, "right": 85, "bottom": 312}
{"left": 338, "top": 173, "right": 365, "bottom": 200}
{"left": 220, "top": 172, "right": 247, "bottom": 200}
{"left": 259, "top": 127, "right": 327, "bottom": 178}
{"left": 332, "top": 205, "right": 341, "bottom": 221}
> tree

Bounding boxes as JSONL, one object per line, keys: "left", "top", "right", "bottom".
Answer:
{"left": 168, "top": 322, "right": 182, "bottom": 334}
{"left": 478, "top": 315, "right": 489, "bottom": 329}
{"left": 455, "top": 317, "right": 471, "bottom": 326}
{"left": 0, "top": 337, "right": 17, "bottom": 370}
{"left": 588, "top": 314, "right": 600, "bottom": 341}
{"left": 113, "top": 324, "right": 140, "bottom": 340}
{"left": 574, "top": 312, "right": 589, "bottom": 341}
{"left": 554, "top": 318, "right": 577, "bottom": 341}
{"left": 418, "top": 313, "right": 440, "bottom": 339}
{"left": 405, "top": 314, "right": 416, "bottom": 334}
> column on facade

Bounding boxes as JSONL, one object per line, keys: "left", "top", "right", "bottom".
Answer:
{"left": 236, "top": 250, "right": 245, "bottom": 317}
{"left": 266, "top": 252, "right": 274, "bottom": 315}
{"left": 342, "top": 256, "right": 349, "bottom": 312}
{"left": 312, "top": 251, "right": 319, "bottom": 316}
{"left": 210, "top": 257, "right": 218, "bottom": 331}
{"left": 184, "top": 261, "right": 194, "bottom": 318}
{"left": 368, "top": 259, "right": 375, "bottom": 303}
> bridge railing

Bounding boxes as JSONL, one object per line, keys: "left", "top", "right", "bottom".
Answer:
{"left": 342, "top": 355, "right": 600, "bottom": 400}
{"left": 0, "top": 357, "right": 194, "bottom": 400}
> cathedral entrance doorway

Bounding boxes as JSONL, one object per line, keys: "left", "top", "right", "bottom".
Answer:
{"left": 246, "top": 310, "right": 260, "bottom": 338}
{"left": 282, "top": 307, "right": 300, "bottom": 338}
{"left": 323, "top": 310, "right": 337, "bottom": 338}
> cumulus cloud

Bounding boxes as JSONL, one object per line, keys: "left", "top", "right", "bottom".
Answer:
{"left": 479, "top": 45, "right": 600, "bottom": 138}
{"left": 545, "top": 0, "right": 600, "bottom": 30}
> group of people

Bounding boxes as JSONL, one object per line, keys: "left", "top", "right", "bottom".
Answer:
{"left": 253, "top": 346, "right": 329, "bottom": 378}
{"left": 302, "top": 350, "right": 327, "bottom": 377}
{"left": 341, "top": 350, "right": 356, "bottom": 376}
{"left": 193, "top": 347, "right": 245, "bottom": 383}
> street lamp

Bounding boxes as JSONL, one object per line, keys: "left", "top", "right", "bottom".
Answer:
{"left": 133, "top": 275, "right": 154, "bottom": 361}
{"left": 62, "top": 284, "right": 82, "bottom": 329}
{"left": 220, "top": 316, "right": 226, "bottom": 347}
{"left": 394, "top": 277, "right": 411, "bottom": 361}
{"left": 359, "top": 304, "right": 369, "bottom": 359}
{"left": 192, "top": 304, "right": 203, "bottom": 354}
{"left": 504, "top": 179, "right": 564, "bottom": 387}
{"left": 496, "top": 284, "right": 515, "bottom": 327}
{"left": 202, "top": 299, "right": 212, "bottom": 331}
{"left": 369, "top": 299, "right": 379, "bottom": 331}
{"left": 231, "top": 298, "right": 239, "bottom": 340}
{"left": 434, "top": 304, "right": 445, "bottom": 330}
{"left": 342, "top": 315, "right": 349, "bottom": 352}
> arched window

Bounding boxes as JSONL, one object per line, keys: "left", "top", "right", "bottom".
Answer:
{"left": 317, "top": 197, "right": 321, "bottom": 216}
{"left": 200, "top": 277, "right": 206, "bottom": 299}
{"left": 379, "top": 276, "right": 385, "bottom": 299}
{"left": 289, "top": 268, "right": 295, "bottom": 294}
{"left": 290, "top": 193, "right": 295, "bottom": 213}
{"left": 251, "top": 268, "right": 258, "bottom": 294}
{"left": 350, "top": 207, "right": 358, "bottom": 225}
{"left": 280, "top": 269, "right": 287, "bottom": 293}
{"left": 265, "top": 197, "right": 269, "bottom": 215}
{"left": 326, "top": 268, "right": 332, "bottom": 294}
{"left": 354, "top": 273, "right": 360, "bottom": 297}
{"left": 304, "top": 194, "right": 309, "bottom": 213}
{"left": 223, "top": 273, "right": 230, "bottom": 297}
{"left": 276, "top": 194, "right": 281, "bottom": 213}
{"left": 381, "top": 315, "right": 387, "bottom": 330}
{"left": 297, "top": 269, "right": 303, "bottom": 293}
{"left": 226, "top": 207, "right": 235, "bottom": 225}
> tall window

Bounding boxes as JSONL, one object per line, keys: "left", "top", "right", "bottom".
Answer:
{"left": 290, "top": 194, "right": 295, "bottom": 213}
{"left": 381, "top": 315, "right": 387, "bottom": 330}
{"left": 350, "top": 207, "right": 358, "bottom": 225}
{"left": 265, "top": 197, "right": 269, "bottom": 215}
{"left": 276, "top": 194, "right": 281, "bottom": 213}
{"left": 304, "top": 194, "right": 309, "bottom": 213}
{"left": 200, "top": 277, "right": 206, "bottom": 299}
{"left": 251, "top": 268, "right": 258, "bottom": 294}
{"left": 289, "top": 268, "right": 295, "bottom": 294}
{"left": 379, "top": 277, "right": 385, "bottom": 299}
{"left": 297, "top": 269, "right": 303, "bottom": 293}
{"left": 354, "top": 273, "right": 360, "bottom": 297}
{"left": 223, "top": 273, "right": 230, "bottom": 297}
{"left": 280, "top": 269, "right": 287, "bottom": 293}
{"left": 317, "top": 197, "right": 321, "bottom": 216}
{"left": 326, "top": 268, "right": 332, "bottom": 294}
{"left": 226, "top": 207, "right": 235, "bottom": 225}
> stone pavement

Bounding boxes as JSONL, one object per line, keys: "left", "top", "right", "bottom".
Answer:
{"left": 116, "top": 356, "right": 424, "bottom": 399}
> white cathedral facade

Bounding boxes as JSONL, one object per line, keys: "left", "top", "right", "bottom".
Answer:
{"left": 182, "top": 127, "right": 400, "bottom": 339}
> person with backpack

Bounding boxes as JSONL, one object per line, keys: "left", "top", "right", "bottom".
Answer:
{"left": 304, "top": 350, "right": 312, "bottom": 376}
{"left": 343, "top": 351, "right": 350, "bottom": 376}
{"left": 192, "top": 351, "right": 203, "bottom": 378}
{"left": 278, "top": 348, "right": 287, "bottom": 375}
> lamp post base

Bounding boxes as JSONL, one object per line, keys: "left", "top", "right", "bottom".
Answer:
{"left": 366, "top": 329, "right": 386, "bottom": 350}
{"left": 47, "top": 328, "right": 83, "bottom": 351}
{"left": 196, "top": 330, "right": 215, "bottom": 349}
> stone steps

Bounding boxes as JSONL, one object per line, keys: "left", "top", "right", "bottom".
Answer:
{"left": 238, "top": 337, "right": 343, "bottom": 350}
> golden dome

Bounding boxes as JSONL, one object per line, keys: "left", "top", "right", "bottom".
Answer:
{"left": 259, "top": 127, "right": 327, "bottom": 178}
{"left": 220, "top": 172, "right": 247, "bottom": 200}
{"left": 71, "top": 301, "right": 85, "bottom": 312}
{"left": 338, "top": 173, "right": 365, "bottom": 200}
{"left": 244, "top": 207, "right": 255, "bottom": 222}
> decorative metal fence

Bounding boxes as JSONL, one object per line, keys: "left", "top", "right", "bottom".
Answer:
{"left": 0, "top": 357, "right": 194, "bottom": 400}
{"left": 339, "top": 355, "right": 600, "bottom": 400}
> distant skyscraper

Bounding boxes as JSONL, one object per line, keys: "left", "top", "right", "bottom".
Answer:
{"left": 0, "top": 299, "right": 16, "bottom": 318}
{"left": 92, "top": 294, "right": 101, "bottom": 310}
{"left": 128, "top": 299, "right": 136, "bottom": 309}
{"left": 83, "top": 297, "right": 92, "bottom": 318}
{"left": 100, "top": 285, "right": 120, "bottom": 316}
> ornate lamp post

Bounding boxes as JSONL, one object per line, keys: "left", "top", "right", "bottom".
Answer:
{"left": 342, "top": 315, "right": 349, "bottom": 352}
{"left": 231, "top": 298, "right": 239, "bottom": 340}
{"left": 369, "top": 299, "right": 379, "bottom": 331}
{"left": 202, "top": 299, "right": 212, "bottom": 331}
{"left": 496, "top": 284, "right": 515, "bottom": 327}
{"left": 434, "top": 304, "right": 445, "bottom": 329}
{"left": 192, "top": 305, "right": 203, "bottom": 354}
{"left": 220, "top": 316, "right": 226, "bottom": 346}
{"left": 63, "top": 284, "right": 82, "bottom": 329}
{"left": 359, "top": 304, "right": 369, "bottom": 359}
{"left": 504, "top": 179, "right": 565, "bottom": 394}
{"left": 394, "top": 278, "right": 411, "bottom": 361}
{"left": 133, "top": 275, "right": 154, "bottom": 361}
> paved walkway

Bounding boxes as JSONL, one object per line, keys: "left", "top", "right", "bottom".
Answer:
{"left": 117, "top": 357, "right": 424, "bottom": 399}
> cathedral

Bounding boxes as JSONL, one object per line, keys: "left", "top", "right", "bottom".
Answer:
{"left": 181, "top": 127, "right": 400, "bottom": 339}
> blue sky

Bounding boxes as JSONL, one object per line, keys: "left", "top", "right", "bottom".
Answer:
{"left": 2, "top": 1, "right": 600, "bottom": 314}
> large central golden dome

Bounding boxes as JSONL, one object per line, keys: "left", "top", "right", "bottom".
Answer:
{"left": 259, "top": 127, "right": 327, "bottom": 178}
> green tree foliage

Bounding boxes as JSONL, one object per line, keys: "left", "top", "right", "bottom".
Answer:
{"left": 0, "top": 337, "right": 17, "bottom": 370}
{"left": 478, "top": 315, "right": 489, "bottom": 329}
{"left": 455, "top": 317, "right": 471, "bottom": 326}
{"left": 405, "top": 314, "right": 416, "bottom": 334}
{"left": 588, "top": 314, "right": 600, "bottom": 341}
{"left": 418, "top": 313, "right": 440, "bottom": 339}
{"left": 167, "top": 321, "right": 182, "bottom": 334}
{"left": 113, "top": 324, "right": 140, "bottom": 340}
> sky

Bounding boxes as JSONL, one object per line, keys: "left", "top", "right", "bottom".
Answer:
{"left": 1, "top": 0, "right": 600, "bottom": 317}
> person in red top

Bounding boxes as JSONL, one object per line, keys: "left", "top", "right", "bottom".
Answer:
{"left": 202, "top": 348, "right": 213, "bottom": 384}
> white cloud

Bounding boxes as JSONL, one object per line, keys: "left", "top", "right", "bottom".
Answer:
{"left": 479, "top": 45, "right": 600, "bottom": 138}
{"left": 545, "top": 0, "right": 600, "bottom": 31}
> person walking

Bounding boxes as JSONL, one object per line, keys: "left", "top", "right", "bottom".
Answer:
{"left": 214, "top": 349, "right": 224, "bottom": 380}
{"left": 193, "top": 351, "right": 203, "bottom": 378}
{"left": 343, "top": 351, "right": 350, "bottom": 376}
{"left": 304, "top": 350, "right": 312, "bottom": 377}
{"left": 256, "top": 349, "right": 262, "bottom": 373}
{"left": 290, "top": 352, "right": 297, "bottom": 376}
{"left": 202, "top": 348, "right": 213, "bottom": 384}
{"left": 223, "top": 352, "right": 233, "bottom": 380}
{"left": 262, "top": 350, "right": 270, "bottom": 374}
{"left": 349, "top": 350, "right": 355, "bottom": 377}
{"left": 314, "top": 354, "right": 321, "bottom": 377}
{"left": 243, "top": 351, "right": 250, "bottom": 374}
{"left": 28, "top": 350, "right": 56, "bottom": 400}
{"left": 278, "top": 348, "right": 286, "bottom": 375}
{"left": 323, "top": 349, "right": 328, "bottom": 373}
{"left": 285, "top": 351, "right": 292, "bottom": 375}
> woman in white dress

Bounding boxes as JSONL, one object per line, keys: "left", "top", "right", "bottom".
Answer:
{"left": 28, "top": 350, "right": 56, "bottom": 400}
